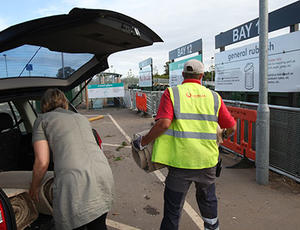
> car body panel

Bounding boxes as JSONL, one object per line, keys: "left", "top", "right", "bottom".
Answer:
{"left": 0, "top": 8, "right": 162, "bottom": 229}
{"left": 0, "top": 188, "right": 17, "bottom": 230}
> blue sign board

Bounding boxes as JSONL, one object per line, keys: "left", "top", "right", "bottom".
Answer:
{"left": 139, "top": 58, "right": 153, "bottom": 69}
{"left": 215, "top": 1, "right": 300, "bottom": 48}
{"left": 169, "top": 39, "right": 202, "bottom": 61}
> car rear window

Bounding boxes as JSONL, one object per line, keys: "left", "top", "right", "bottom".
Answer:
{"left": 0, "top": 45, "right": 93, "bottom": 79}
{"left": 0, "top": 102, "right": 26, "bottom": 133}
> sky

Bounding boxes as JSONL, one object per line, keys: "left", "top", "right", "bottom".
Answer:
{"left": 0, "top": 0, "right": 297, "bottom": 78}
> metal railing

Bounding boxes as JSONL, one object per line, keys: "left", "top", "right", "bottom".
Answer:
{"left": 125, "top": 89, "right": 163, "bottom": 116}
{"left": 124, "top": 89, "right": 300, "bottom": 182}
{"left": 224, "top": 100, "right": 300, "bottom": 182}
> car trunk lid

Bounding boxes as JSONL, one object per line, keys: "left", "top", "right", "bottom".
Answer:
{"left": 0, "top": 8, "right": 162, "bottom": 100}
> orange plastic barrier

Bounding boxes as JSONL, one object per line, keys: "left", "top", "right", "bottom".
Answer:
{"left": 221, "top": 106, "right": 257, "bottom": 160}
{"left": 136, "top": 92, "right": 147, "bottom": 112}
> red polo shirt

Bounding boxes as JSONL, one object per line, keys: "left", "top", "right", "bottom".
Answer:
{"left": 155, "top": 79, "right": 236, "bottom": 129}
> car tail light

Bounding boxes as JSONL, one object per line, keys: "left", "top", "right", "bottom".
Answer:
{"left": 0, "top": 201, "right": 7, "bottom": 230}
{"left": 92, "top": 129, "right": 103, "bottom": 149}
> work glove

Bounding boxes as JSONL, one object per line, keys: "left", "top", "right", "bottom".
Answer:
{"left": 222, "top": 129, "right": 228, "bottom": 139}
{"left": 222, "top": 128, "right": 235, "bottom": 139}
{"left": 132, "top": 135, "right": 146, "bottom": 151}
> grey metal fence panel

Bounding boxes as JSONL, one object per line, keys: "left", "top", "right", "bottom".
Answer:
{"left": 130, "top": 90, "right": 135, "bottom": 110}
{"left": 131, "top": 89, "right": 140, "bottom": 110}
{"left": 144, "top": 91, "right": 153, "bottom": 116}
{"left": 144, "top": 90, "right": 164, "bottom": 117}
{"left": 129, "top": 90, "right": 165, "bottom": 117}
{"left": 269, "top": 108, "right": 300, "bottom": 181}
{"left": 152, "top": 91, "right": 160, "bottom": 116}
{"left": 224, "top": 100, "right": 300, "bottom": 182}
{"left": 124, "top": 90, "right": 132, "bottom": 108}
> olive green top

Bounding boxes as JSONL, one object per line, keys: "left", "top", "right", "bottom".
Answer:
{"left": 32, "top": 108, "right": 114, "bottom": 229}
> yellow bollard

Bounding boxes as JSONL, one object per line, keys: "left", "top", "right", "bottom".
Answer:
{"left": 88, "top": 115, "right": 104, "bottom": 122}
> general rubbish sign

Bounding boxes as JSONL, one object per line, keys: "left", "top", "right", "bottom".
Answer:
{"left": 169, "top": 55, "right": 202, "bottom": 87}
{"left": 88, "top": 83, "right": 125, "bottom": 98}
{"left": 215, "top": 31, "right": 300, "bottom": 92}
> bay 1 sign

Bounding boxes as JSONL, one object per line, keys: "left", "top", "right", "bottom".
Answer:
{"left": 215, "top": 31, "right": 300, "bottom": 92}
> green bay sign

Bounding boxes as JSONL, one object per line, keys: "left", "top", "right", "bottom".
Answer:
{"left": 88, "top": 83, "right": 124, "bottom": 98}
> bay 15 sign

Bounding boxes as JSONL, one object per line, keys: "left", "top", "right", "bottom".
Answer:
{"left": 215, "top": 31, "right": 300, "bottom": 92}
{"left": 215, "top": 1, "right": 300, "bottom": 48}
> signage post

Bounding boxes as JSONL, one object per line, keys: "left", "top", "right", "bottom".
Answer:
{"left": 256, "top": 0, "right": 269, "bottom": 185}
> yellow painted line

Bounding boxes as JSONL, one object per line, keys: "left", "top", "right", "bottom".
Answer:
{"left": 108, "top": 113, "right": 204, "bottom": 230}
{"left": 88, "top": 115, "right": 104, "bottom": 122}
{"left": 85, "top": 114, "right": 106, "bottom": 117}
{"left": 107, "top": 219, "right": 141, "bottom": 230}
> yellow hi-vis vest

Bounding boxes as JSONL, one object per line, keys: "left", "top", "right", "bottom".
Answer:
{"left": 152, "top": 83, "right": 221, "bottom": 169}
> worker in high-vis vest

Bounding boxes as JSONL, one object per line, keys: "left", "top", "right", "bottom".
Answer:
{"left": 133, "top": 59, "right": 236, "bottom": 230}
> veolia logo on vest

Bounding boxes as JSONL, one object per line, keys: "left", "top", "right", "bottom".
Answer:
{"left": 186, "top": 92, "right": 206, "bottom": 98}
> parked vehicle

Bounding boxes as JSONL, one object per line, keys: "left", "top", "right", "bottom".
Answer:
{"left": 0, "top": 8, "right": 162, "bottom": 229}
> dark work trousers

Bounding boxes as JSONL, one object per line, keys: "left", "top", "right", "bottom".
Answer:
{"left": 160, "top": 167, "right": 219, "bottom": 230}
{"left": 73, "top": 213, "right": 108, "bottom": 230}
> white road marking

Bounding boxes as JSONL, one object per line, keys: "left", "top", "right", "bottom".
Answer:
{"left": 108, "top": 114, "right": 132, "bottom": 142}
{"left": 153, "top": 170, "right": 166, "bottom": 182}
{"left": 107, "top": 219, "right": 141, "bottom": 230}
{"left": 103, "top": 143, "right": 131, "bottom": 148}
{"left": 108, "top": 113, "right": 204, "bottom": 230}
{"left": 182, "top": 203, "right": 204, "bottom": 230}
{"left": 154, "top": 170, "right": 204, "bottom": 230}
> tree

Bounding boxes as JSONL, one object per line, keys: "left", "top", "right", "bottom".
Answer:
{"left": 121, "top": 69, "right": 138, "bottom": 88}
{"left": 164, "top": 61, "right": 170, "bottom": 76}
{"left": 56, "top": 66, "right": 75, "bottom": 79}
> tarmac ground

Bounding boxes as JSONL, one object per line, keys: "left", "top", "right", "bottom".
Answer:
{"left": 80, "top": 107, "right": 300, "bottom": 230}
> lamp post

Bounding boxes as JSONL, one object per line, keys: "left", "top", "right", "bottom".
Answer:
{"left": 3, "top": 54, "right": 8, "bottom": 77}
{"left": 211, "top": 57, "right": 214, "bottom": 81}
{"left": 256, "top": 0, "right": 269, "bottom": 185}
